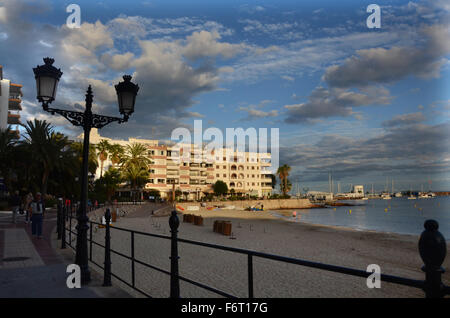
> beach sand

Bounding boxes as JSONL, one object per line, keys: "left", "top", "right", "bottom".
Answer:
{"left": 85, "top": 205, "right": 450, "bottom": 298}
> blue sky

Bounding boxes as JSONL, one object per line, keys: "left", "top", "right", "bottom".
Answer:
{"left": 0, "top": 0, "right": 449, "bottom": 192}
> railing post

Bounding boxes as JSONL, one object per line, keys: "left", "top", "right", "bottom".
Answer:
{"left": 69, "top": 212, "right": 72, "bottom": 245}
{"left": 56, "top": 200, "right": 62, "bottom": 239}
{"left": 169, "top": 210, "right": 180, "bottom": 298}
{"left": 131, "top": 231, "right": 135, "bottom": 288}
{"left": 61, "top": 206, "right": 66, "bottom": 249}
{"left": 89, "top": 221, "right": 93, "bottom": 261}
{"left": 103, "top": 208, "right": 112, "bottom": 287}
{"left": 248, "top": 254, "right": 254, "bottom": 298}
{"left": 419, "top": 219, "right": 447, "bottom": 298}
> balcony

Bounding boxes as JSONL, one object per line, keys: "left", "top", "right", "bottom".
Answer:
{"left": 7, "top": 113, "right": 20, "bottom": 125}
{"left": 8, "top": 99, "right": 22, "bottom": 111}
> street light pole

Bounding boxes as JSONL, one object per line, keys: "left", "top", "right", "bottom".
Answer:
{"left": 74, "top": 86, "right": 93, "bottom": 282}
{"left": 33, "top": 57, "right": 139, "bottom": 284}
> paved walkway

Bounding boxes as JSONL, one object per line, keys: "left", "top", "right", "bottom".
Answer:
{"left": 0, "top": 210, "right": 130, "bottom": 298}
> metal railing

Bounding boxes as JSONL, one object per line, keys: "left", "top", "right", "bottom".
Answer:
{"left": 57, "top": 205, "right": 450, "bottom": 298}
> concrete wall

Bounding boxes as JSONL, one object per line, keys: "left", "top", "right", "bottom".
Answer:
{"left": 0, "top": 80, "right": 10, "bottom": 130}
{"left": 177, "top": 198, "right": 313, "bottom": 210}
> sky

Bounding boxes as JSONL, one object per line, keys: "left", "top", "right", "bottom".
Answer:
{"left": 0, "top": 0, "right": 449, "bottom": 192}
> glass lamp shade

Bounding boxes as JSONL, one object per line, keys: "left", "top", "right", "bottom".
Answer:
{"left": 115, "top": 75, "right": 139, "bottom": 116}
{"left": 35, "top": 76, "right": 59, "bottom": 103}
{"left": 33, "top": 57, "right": 63, "bottom": 104}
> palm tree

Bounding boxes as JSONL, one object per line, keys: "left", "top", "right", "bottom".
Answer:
{"left": 96, "top": 139, "right": 111, "bottom": 178}
{"left": 121, "top": 143, "right": 151, "bottom": 169}
{"left": 120, "top": 143, "right": 152, "bottom": 201}
{"left": 108, "top": 144, "right": 124, "bottom": 166}
{"left": 22, "top": 119, "right": 62, "bottom": 196}
{"left": 276, "top": 164, "right": 291, "bottom": 196}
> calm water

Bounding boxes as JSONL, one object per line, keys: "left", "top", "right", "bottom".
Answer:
{"left": 270, "top": 196, "right": 450, "bottom": 240}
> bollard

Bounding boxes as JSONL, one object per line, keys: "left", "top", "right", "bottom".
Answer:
{"left": 418, "top": 219, "right": 447, "bottom": 298}
{"left": 169, "top": 210, "right": 180, "bottom": 298}
{"left": 61, "top": 206, "right": 66, "bottom": 249}
{"left": 103, "top": 208, "right": 112, "bottom": 287}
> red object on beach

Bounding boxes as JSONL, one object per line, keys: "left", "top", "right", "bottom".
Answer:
{"left": 222, "top": 222, "right": 232, "bottom": 236}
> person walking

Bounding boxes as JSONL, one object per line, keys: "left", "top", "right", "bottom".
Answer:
{"left": 10, "top": 191, "right": 21, "bottom": 224}
{"left": 29, "top": 193, "right": 45, "bottom": 239}
{"left": 24, "top": 192, "right": 33, "bottom": 224}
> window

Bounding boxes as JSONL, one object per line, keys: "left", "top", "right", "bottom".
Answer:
{"left": 252, "top": 167, "right": 255, "bottom": 170}
{"left": 216, "top": 174, "right": 219, "bottom": 177}
{"left": 216, "top": 165, "right": 219, "bottom": 169}
{"left": 223, "top": 165, "right": 226, "bottom": 169}
{"left": 223, "top": 174, "right": 226, "bottom": 177}
{"left": 161, "top": 151, "right": 164, "bottom": 155}
{"left": 157, "top": 179, "right": 165, "bottom": 184}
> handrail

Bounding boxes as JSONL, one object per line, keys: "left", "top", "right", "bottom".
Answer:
{"left": 63, "top": 212, "right": 448, "bottom": 298}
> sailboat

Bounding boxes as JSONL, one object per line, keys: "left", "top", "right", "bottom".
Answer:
{"left": 407, "top": 185, "right": 417, "bottom": 199}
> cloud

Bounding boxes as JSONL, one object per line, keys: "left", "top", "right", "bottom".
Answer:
{"left": 281, "top": 75, "right": 295, "bottom": 81}
{"left": 280, "top": 121, "right": 450, "bottom": 183}
{"left": 322, "top": 25, "right": 450, "bottom": 88}
{"left": 238, "top": 105, "right": 279, "bottom": 121}
{"left": 382, "top": 112, "right": 425, "bottom": 127}
{"left": 183, "top": 30, "right": 244, "bottom": 60}
{"left": 283, "top": 86, "right": 392, "bottom": 123}
{"left": 106, "top": 15, "right": 234, "bottom": 39}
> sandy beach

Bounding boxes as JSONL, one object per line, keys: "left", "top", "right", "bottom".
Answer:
{"left": 84, "top": 204, "right": 450, "bottom": 298}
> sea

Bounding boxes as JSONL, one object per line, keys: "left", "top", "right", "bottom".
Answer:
{"left": 270, "top": 196, "right": 450, "bottom": 240}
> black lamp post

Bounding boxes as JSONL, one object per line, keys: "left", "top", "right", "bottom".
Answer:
{"left": 33, "top": 57, "right": 139, "bottom": 283}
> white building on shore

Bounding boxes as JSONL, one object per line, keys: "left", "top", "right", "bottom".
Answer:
{"left": 77, "top": 129, "right": 273, "bottom": 199}
{"left": 0, "top": 65, "right": 22, "bottom": 137}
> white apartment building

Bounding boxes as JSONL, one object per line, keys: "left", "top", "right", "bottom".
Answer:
{"left": 0, "top": 65, "right": 22, "bottom": 136}
{"left": 80, "top": 128, "right": 273, "bottom": 199}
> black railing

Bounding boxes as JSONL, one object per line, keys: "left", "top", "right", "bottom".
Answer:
{"left": 61, "top": 207, "right": 449, "bottom": 298}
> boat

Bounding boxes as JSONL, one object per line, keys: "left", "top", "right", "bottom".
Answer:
{"left": 394, "top": 192, "right": 402, "bottom": 198}
{"left": 335, "top": 198, "right": 368, "bottom": 206}
{"left": 418, "top": 192, "right": 436, "bottom": 199}
{"left": 381, "top": 193, "right": 391, "bottom": 200}
{"left": 407, "top": 195, "right": 417, "bottom": 200}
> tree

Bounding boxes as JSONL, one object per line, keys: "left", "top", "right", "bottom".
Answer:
{"left": 94, "top": 167, "right": 122, "bottom": 202}
{"left": 120, "top": 143, "right": 152, "bottom": 201}
{"left": 277, "top": 164, "right": 291, "bottom": 196}
{"left": 21, "top": 119, "right": 73, "bottom": 196}
{"left": 269, "top": 174, "right": 277, "bottom": 189}
{"left": 213, "top": 180, "right": 228, "bottom": 197}
{"left": 109, "top": 143, "right": 124, "bottom": 166}
{"left": 96, "top": 139, "right": 111, "bottom": 178}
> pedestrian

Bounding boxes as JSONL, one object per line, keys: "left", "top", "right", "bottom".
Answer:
{"left": 9, "top": 191, "right": 21, "bottom": 224}
{"left": 29, "top": 192, "right": 45, "bottom": 239}
{"left": 24, "top": 192, "right": 33, "bottom": 223}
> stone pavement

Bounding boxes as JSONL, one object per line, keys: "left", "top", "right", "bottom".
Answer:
{"left": 0, "top": 210, "right": 130, "bottom": 298}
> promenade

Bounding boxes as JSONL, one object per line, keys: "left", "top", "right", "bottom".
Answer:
{"left": 0, "top": 209, "right": 130, "bottom": 298}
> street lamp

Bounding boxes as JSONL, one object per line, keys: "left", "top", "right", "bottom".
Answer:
{"left": 33, "top": 57, "right": 139, "bottom": 283}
